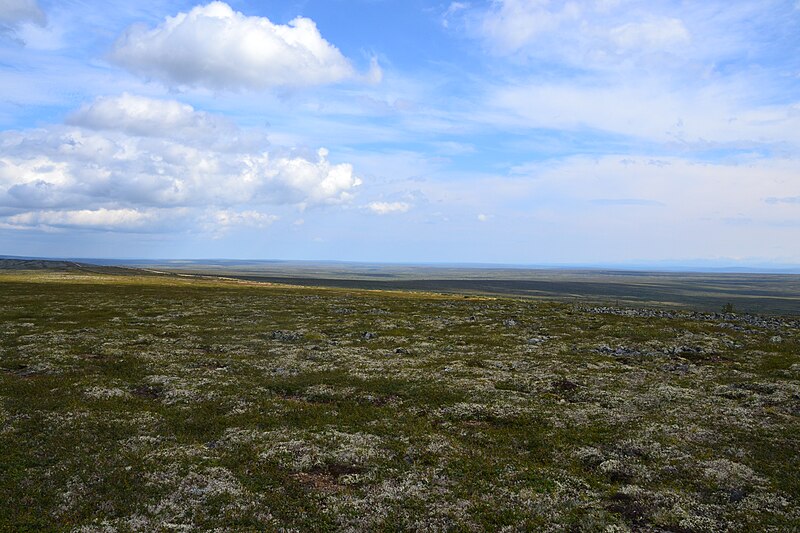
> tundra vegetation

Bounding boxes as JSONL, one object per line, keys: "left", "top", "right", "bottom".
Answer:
{"left": 0, "top": 269, "right": 798, "bottom": 531}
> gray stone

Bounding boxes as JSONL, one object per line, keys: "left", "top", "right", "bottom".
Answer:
{"left": 270, "top": 330, "right": 303, "bottom": 341}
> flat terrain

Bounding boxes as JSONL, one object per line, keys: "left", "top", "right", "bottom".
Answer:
{"left": 112, "top": 260, "right": 800, "bottom": 316}
{"left": 1, "top": 270, "right": 799, "bottom": 531}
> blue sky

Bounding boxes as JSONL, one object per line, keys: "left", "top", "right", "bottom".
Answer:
{"left": 1, "top": 0, "right": 799, "bottom": 265}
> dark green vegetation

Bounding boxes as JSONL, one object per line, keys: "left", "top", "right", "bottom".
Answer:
{"left": 1, "top": 270, "right": 799, "bottom": 531}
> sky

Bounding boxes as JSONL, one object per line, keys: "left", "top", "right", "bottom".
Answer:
{"left": 0, "top": 0, "right": 799, "bottom": 265}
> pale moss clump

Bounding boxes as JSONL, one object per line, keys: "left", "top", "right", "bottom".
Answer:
{"left": 258, "top": 428, "right": 389, "bottom": 472}
{"left": 83, "top": 386, "right": 131, "bottom": 400}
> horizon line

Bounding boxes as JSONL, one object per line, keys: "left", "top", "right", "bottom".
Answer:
{"left": 3, "top": 254, "right": 800, "bottom": 275}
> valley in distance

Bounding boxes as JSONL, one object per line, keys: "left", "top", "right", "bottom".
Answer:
{"left": 1, "top": 256, "right": 798, "bottom": 530}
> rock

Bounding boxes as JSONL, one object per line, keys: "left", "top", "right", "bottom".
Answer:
{"left": 662, "top": 362, "right": 691, "bottom": 374}
{"left": 363, "top": 332, "right": 378, "bottom": 340}
{"left": 131, "top": 384, "right": 163, "bottom": 399}
{"left": 394, "top": 347, "right": 409, "bottom": 355}
{"left": 597, "top": 345, "right": 647, "bottom": 358}
{"left": 770, "top": 335, "right": 782, "bottom": 343}
{"left": 670, "top": 345, "right": 704, "bottom": 356}
{"left": 727, "top": 487, "right": 749, "bottom": 503}
{"left": 503, "top": 318, "right": 518, "bottom": 327}
{"left": 581, "top": 305, "right": 800, "bottom": 332}
{"left": 270, "top": 330, "right": 303, "bottom": 341}
{"left": 552, "top": 378, "right": 579, "bottom": 392}
{"left": 731, "top": 382, "right": 777, "bottom": 395}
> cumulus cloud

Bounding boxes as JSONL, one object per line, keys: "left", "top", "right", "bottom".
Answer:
{"left": 367, "top": 201, "right": 411, "bottom": 215}
{"left": 0, "top": 0, "right": 45, "bottom": 27}
{"left": 203, "top": 209, "right": 278, "bottom": 238}
{"left": 67, "top": 93, "right": 234, "bottom": 140}
{"left": 110, "top": 2, "right": 358, "bottom": 90}
{"left": 6, "top": 208, "right": 157, "bottom": 230}
{"left": 0, "top": 94, "right": 361, "bottom": 232}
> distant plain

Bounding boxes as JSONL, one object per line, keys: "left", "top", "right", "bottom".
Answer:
{"left": 75, "top": 259, "right": 800, "bottom": 316}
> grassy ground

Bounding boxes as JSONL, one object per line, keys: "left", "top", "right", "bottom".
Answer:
{"left": 1, "top": 271, "right": 798, "bottom": 531}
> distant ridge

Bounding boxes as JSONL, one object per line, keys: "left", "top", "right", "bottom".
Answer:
{"left": 0, "top": 257, "right": 150, "bottom": 276}
{"left": 0, "top": 258, "right": 85, "bottom": 271}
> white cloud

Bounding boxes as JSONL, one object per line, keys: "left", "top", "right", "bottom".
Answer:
{"left": 477, "top": 213, "right": 490, "bottom": 222}
{"left": 410, "top": 154, "right": 800, "bottom": 262}
{"left": 0, "top": 94, "right": 361, "bottom": 231}
{"left": 367, "top": 201, "right": 411, "bottom": 215}
{"left": 456, "top": 0, "right": 708, "bottom": 71}
{"left": 209, "top": 209, "right": 277, "bottom": 228}
{"left": 432, "top": 1, "right": 800, "bottom": 155}
{"left": 273, "top": 148, "right": 362, "bottom": 207}
{"left": 110, "top": 1, "right": 358, "bottom": 90}
{"left": 433, "top": 141, "right": 475, "bottom": 155}
{"left": 364, "top": 56, "right": 383, "bottom": 85}
{"left": 609, "top": 18, "right": 690, "bottom": 51}
{"left": 479, "top": 0, "right": 582, "bottom": 55}
{"left": 594, "top": 0, "right": 626, "bottom": 13}
{"left": 203, "top": 209, "right": 278, "bottom": 238}
{"left": 67, "top": 93, "right": 234, "bottom": 140}
{"left": 486, "top": 79, "right": 800, "bottom": 145}
{"left": 6, "top": 208, "right": 156, "bottom": 230}
{"left": 442, "top": 2, "right": 469, "bottom": 28}
{"left": 509, "top": 154, "right": 800, "bottom": 229}
{"left": 0, "top": 0, "right": 45, "bottom": 27}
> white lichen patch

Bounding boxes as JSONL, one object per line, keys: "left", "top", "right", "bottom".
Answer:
{"left": 83, "top": 386, "right": 131, "bottom": 400}
{"left": 302, "top": 383, "right": 358, "bottom": 402}
{"left": 700, "top": 459, "right": 765, "bottom": 488}
{"left": 434, "top": 401, "right": 530, "bottom": 424}
{"left": 259, "top": 428, "right": 389, "bottom": 472}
